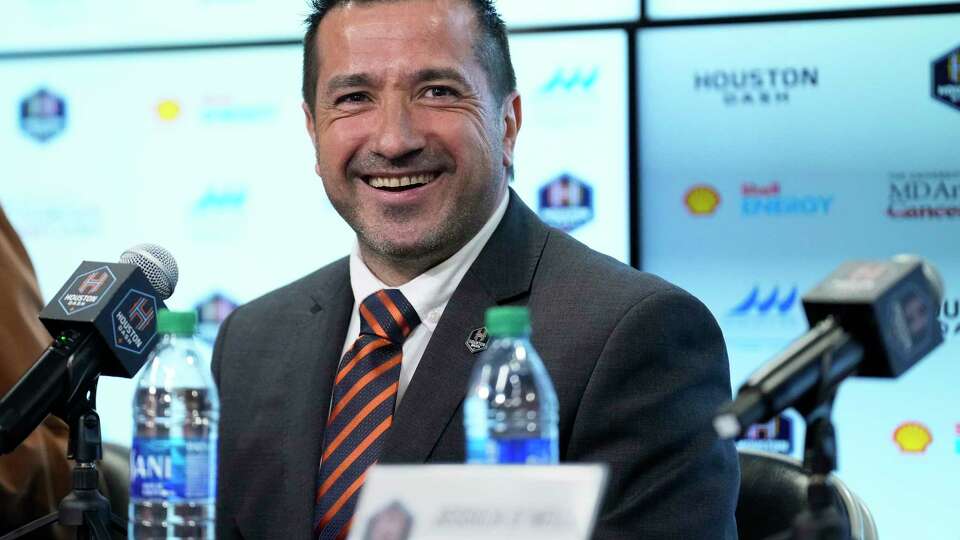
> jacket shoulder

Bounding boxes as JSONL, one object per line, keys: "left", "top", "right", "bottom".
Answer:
{"left": 537, "top": 229, "right": 693, "bottom": 309}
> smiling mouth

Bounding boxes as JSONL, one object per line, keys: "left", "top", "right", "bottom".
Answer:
{"left": 362, "top": 172, "right": 439, "bottom": 192}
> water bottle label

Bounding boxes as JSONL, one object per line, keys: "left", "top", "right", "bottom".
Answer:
{"left": 131, "top": 437, "right": 217, "bottom": 501}
{"left": 467, "top": 437, "right": 557, "bottom": 464}
{"left": 493, "top": 437, "right": 557, "bottom": 464}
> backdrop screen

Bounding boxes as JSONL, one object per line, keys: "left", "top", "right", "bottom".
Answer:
{"left": 647, "top": 0, "right": 955, "bottom": 19}
{"left": 1, "top": 29, "right": 629, "bottom": 444}
{"left": 640, "top": 13, "right": 960, "bottom": 538}
{"left": 0, "top": 0, "right": 639, "bottom": 54}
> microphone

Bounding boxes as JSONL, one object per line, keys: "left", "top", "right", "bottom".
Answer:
{"left": 0, "top": 244, "right": 179, "bottom": 454}
{"left": 714, "top": 256, "right": 945, "bottom": 440}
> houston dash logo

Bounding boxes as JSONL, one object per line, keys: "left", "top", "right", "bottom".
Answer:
{"left": 537, "top": 174, "right": 594, "bottom": 232}
{"left": 79, "top": 271, "right": 111, "bottom": 295}
{"left": 112, "top": 290, "right": 158, "bottom": 354}
{"left": 932, "top": 46, "right": 960, "bottom": 111}
{"left": 730, "top": 286, "right": 799, "bottom": 316}
{"left": 58, "top": 266, "right": 117, "bottom": 315}
{"left": 19, "top": 88, "right": 67, "bottom": 142}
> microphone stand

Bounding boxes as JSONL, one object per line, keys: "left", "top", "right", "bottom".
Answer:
{"left": 0, "top": 377, "right": 126, "bottom": 540}
{"left": 764, "top": 346, "right": 857, "bottom": 540}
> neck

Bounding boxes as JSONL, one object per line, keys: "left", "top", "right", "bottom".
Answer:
{"left": 358, "top": 245, "right": 454, "bottom": 287}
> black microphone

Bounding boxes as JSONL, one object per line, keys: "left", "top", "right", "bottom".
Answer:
{"left": 714, "top": 255, "right": 945, "bottom": 440}
{"left": 0, "top": 244, "right": 179, "bottom": 454}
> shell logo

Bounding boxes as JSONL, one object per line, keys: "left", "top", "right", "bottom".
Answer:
{"left": 893, "top": 422, "right": 933, "bottom": 453}
{"left": 684, "top": 185, "right": 721, "bottom": 216}
{"left": 157, "top": 99, "right": 181, "bottom": 121}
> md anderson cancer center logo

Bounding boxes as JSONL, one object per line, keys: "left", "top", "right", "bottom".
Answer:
{"left": 887, "top": 171, "right": 960, "bottom": 219}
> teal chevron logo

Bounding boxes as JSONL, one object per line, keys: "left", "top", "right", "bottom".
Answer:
{"left": 541, "top": 67, "right": 599, "bottom": 93}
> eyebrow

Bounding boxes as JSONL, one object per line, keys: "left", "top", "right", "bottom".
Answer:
{"left": 324, "top": 67, "right": 473, "bottom": 95}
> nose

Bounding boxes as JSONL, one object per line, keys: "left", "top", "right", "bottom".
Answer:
{"left": 371, "top": 96, "right": 426, "bottom": 162}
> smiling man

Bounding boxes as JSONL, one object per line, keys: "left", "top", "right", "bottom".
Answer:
{"left": 212, "top": 1, "right": 740, "bottom": 539}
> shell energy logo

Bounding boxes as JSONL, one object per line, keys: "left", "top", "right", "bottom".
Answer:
{"left": 893, "top": 422, "right": 933, "bottom": 453}
{"left": 684, "top": 184, "right": 721, "bottom": 216}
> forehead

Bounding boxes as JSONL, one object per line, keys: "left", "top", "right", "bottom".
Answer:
{"left": 315, "top": 0, "right": 481, "bottom": 81}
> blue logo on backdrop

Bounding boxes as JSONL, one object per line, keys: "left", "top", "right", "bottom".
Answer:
{"left": 541, "top": 67, "right": 599, "bottom": 94}
{"left": 737, "top": 415, "right": 794, "bottom": 455}
{"left": 19, "top": 88, "right": 67, "bottom": 142}
{"left": 538, "top": 174, "right": 594, "bottom": 232}
{"left": 741, "top": 182, "right": 833, "bottom": 217}
{"left": 201, "top": 96, "right": 276, "bottom": 124}
{"left": 195, "top": 293, "right": 239, "bottom": 345}
{"left": 932, "top": 45, "right": 960, "bottom": 112}
{"left": 731, "top": 286, "right": 799, "bottom": 316}
{"left": 193, "top": 187, "right": 247, "bottom": 213}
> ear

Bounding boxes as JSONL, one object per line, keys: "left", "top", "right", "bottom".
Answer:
{"left": 500, "top": 91, "right": 522, "bottom": 168}
{"left": 302, "top": 101, "right": 322, "bottom": 177}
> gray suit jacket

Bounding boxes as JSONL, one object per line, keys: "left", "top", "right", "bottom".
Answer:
{"left": 212, "top": 192, "right": 739, "bottom": 539}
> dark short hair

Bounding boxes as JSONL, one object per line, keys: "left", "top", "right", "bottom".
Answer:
{"left": 301, "top": 0, "right": 516, "bottom": 113}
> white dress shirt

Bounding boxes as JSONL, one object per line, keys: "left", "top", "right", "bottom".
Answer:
{"left": 340, "top": 190, "right": 509, "bottom": 406}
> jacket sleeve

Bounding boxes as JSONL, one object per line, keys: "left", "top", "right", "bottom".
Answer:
{"left": 0, "top": 206, "right": 74, "bottom": 540}
{"left": 567, "top": 287, "right": 740, "bottom": 539}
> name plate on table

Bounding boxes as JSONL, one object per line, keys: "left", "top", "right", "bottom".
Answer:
{"left": 347, "top": 464, "right": 608, "bottom": 540}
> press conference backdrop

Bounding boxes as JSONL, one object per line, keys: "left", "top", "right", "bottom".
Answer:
{"left": 0, "top": 30, "right": 629, "bottom": 440}
{"left": 647, "top": 0, "right": 958, "bottom": 19}
{"left": 640, "top": 13, "right": 960, "bottom": 539}
{"left": 0, "top": 0, "right": 638, "bottom": 53}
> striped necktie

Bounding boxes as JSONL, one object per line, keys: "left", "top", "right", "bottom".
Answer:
{"left": 314, "top": 289, "right": 420, "bottom": 540}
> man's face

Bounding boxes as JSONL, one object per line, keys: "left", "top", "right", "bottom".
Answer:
{"left": 304, "top": 0, "right": 520, "bottom": 275}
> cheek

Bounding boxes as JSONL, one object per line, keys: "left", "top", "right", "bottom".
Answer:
{"left": 316, "top": 116, "right": 374, "bottom": 171}
{"left": 423, "top": 111, "right": 492, "bottom": 159}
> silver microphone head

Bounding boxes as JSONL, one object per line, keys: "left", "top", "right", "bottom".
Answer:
{"left": 119, "top": 244, "right": 179, "bottom": 300}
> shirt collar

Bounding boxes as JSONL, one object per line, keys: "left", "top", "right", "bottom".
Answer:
{"left": 348, "top": 189, "right": 509, "bottom": 331}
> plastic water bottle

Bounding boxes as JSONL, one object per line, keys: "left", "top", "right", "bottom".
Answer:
{"left": 464, "top": 306, "right": 559, "bottom": 464}
{"left": 130, "top": 309, "right": 219, "bottom": 539}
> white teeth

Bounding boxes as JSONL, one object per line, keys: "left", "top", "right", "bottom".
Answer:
{"left": 366, "top": 174, "right": 436, "bottom": 189}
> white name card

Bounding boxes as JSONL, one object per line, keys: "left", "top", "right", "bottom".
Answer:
{"left": 347, "top": 464, "right": 608, "bottom": 540}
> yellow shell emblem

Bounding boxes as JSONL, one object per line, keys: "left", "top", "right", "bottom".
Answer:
{"left": 685, "top": 185, "right": 721, "bottom": 216}
{"left": 157, "top": 99, "right": 181, "bottom": 121}
{"left": 893, "top": 422, "right": 933, "bottom": 453}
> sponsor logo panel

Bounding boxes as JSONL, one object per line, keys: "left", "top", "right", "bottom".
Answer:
{"left": 693, "top": 67, "right": 818, "bottom": 106}
{"left": 932, "top": 45, "right": 960, "bottom": 112}
{"left": 194, "top": 293, "right": 238, "bottom": 345}
{"left": 58, "top": 266, "right": 117, "bottom": 315}
{"left": 684, "top": 184, "right": 721, "bottom": 216}
{"left": 886, "top": 171, "right": 960, "bottom": 219}
{"left": 19, "top": 88, "right": 67, "bottom": 142}
{"left": 740, "top": 181, "right": 832, "bottom": 217}
{"left": 730, "top": 285, "right": 799, "bottom": 317}
{"left": 111, "top": 289, "right": 158, "bottom": 355}
{"left": 537, "top": 174, "right": 594, "bottom": 232}
{"left": 541, "top": 67, "right": 599, "bottom": 94}
{"left": 893, "top": 421, "right": 933, "bottom": 454}
{"left": 736, "top": 415, "right": 794, "bottom": 455}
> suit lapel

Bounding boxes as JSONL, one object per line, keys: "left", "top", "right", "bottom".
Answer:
{"left": 383, "top": 191, "right": 550, "bottom": 463}
{"left": 246, "top": 261, "right": 353, "bottom": 540}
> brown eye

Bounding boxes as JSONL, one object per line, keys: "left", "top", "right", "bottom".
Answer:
{"left": 335, "top": 92, "right": 369, "bottom": 105}
{"left": 425, "top": 86, "right": 459, "bottom": 98}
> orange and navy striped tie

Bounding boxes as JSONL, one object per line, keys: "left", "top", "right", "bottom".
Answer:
{"left": 313, "top": 289, "right": 420, "bottom": 540}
